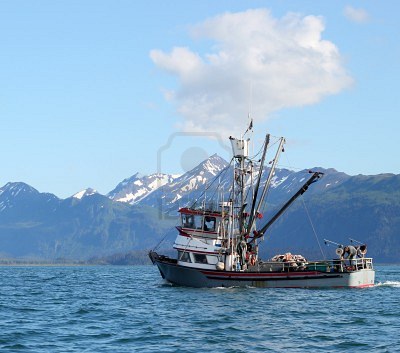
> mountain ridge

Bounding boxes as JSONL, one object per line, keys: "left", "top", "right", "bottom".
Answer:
{"left": 0, "top": 155, "right": 399, "bottom": 262}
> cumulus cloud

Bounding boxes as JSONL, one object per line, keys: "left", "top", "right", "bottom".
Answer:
{"left": 344, "top": 6, "right": 370, "bottom": 23}
{"left": 150, "top": 9, "right": 353, "bottom": 135}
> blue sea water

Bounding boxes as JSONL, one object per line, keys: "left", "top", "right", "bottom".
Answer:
{"left": 0, "top": 265, "right": 399, "bottom": 353}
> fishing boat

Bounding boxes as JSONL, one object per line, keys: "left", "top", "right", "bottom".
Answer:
{"left": 149, "top": 129, "right": 375, "bottom": 288}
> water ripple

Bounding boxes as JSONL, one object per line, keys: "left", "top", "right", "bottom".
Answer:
{"left": 0, "top": 265, "right": 398, "bottom": 352}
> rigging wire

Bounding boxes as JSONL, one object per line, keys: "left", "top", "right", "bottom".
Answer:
{"left": 206, "top": 166, "right": 231, "bottom": 205}
{"left": 249, "top": 139, "right": 265, "bottom": 161}
{"left": 283, "top": 152, "right": 326, "bottom": 260}
{"left": 153, "top": 226, "right": 178, "bottom": 252}
{"left": 300, "top": 196, "right": 326, "bottom": 260}
{"left": 243, "top": 170, "right": 253, "bottom": 206}
{"left": 190, "top": 157, "right": 234, "bottom": 209}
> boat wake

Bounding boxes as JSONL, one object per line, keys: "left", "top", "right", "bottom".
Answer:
{"left": 210, "top": 285, "right": 257, "bottom": 291}
{"left": 375, "top": 281, "right": 400, "bottom": 288}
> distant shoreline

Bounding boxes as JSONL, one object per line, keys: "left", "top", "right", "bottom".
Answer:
{"left": 0, "top": 250, "right": 154, "bottom": 266}
{"left": 0, "top": 263, "right": 91, "bottom": 267}
{"left": 0, "top": 261, "right": 398, "bottom": 267}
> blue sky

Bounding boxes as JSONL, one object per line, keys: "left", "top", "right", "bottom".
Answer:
{"left": 0, "top": 1, "right": 399, "bottom": 198}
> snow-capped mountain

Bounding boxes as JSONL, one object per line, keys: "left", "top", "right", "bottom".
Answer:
{"left": 107, "top": 172, "right": 179, "bottom": 204}
{"left": 113, "top": 154, "right": 231, "bottom": 209}
{"left": 0, "top": 182, "right": 60, "bottom": 222}
{"left": 261, "top": 167, "right": 351, "bottom": 205}
{"left": 72, "top": 188, "right": 98, "bottom": 200}
{"left": 0, "top": 182, "right": 38, "bottom": 198}
{"left": 0, "top": 182, "right": 37, "bottom": 212}
{"left": 0, "top": 182, "right": 59, "bottom": 210}
{"left": 107, "top": 153, "right": 350, "bottom": 212}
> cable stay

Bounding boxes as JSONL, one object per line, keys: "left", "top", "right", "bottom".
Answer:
{"left": 250, "top": 171, "right": 324, "bottom": 242}
{"left": 300, "top": 195, "right": 326, "bottom": 259}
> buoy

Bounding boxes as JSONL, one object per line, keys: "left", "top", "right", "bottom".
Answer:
{"left": 216, "top": 262, "right": 225, "bottom": 271}
{"left": 336, "top": 248, "right": 344, "bottom": 256}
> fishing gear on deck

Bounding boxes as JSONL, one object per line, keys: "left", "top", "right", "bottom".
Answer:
{"left": 324, "top": 238, "right": 367, "bottom": 258}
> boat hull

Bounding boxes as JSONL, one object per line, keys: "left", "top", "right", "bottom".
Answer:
{"left": 150, "top": 253, "right": 375, "bottom": 288}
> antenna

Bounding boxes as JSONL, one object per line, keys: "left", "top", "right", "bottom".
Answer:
{"left": 244, "top": 81, "right": 254, "bottom": 137}
{"left": 248, "top": 80, "right": 253, "bottom": 123}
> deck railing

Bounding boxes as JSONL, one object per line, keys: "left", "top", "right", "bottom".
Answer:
{"left": 259, "top": 257, "right": 373, "bottom": 273}
{"left": 306, "top": 258, "right": 373, "bottom": 273}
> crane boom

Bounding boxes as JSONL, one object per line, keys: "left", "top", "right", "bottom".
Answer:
{"left": 251, "top": 171, "right": 324, "bottom": 241}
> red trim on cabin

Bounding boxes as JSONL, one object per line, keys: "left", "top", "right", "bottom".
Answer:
{"left": 176, "top": 226, "right": 191, "bottom": 237}
{"left": 174, "top": 247, "right": 219, "bottom": 255}
{"left": 178, "top": 207, "right": 223, "bottom": 218}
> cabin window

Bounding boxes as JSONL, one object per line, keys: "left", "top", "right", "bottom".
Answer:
{"left": 193, "top": 253, "right": 208, "bottom": 264}
{"left": 203, "top": 216, "right": 216, "bottom": 232}
{"left": 182, "top": 214, "right": 194, "bottom": 228}
{"left": 178, "top": 251, "right": 191, "bottom": 263}
{"left": 181, "top": 214, "right": 203, "bottom": 229}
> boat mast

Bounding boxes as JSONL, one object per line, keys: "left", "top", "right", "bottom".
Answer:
{"left": 229, "top": 136, "right": 250, "bottom": 235}
{"left": 246, "top": 134, "right": 270, "bottom": 235}
{"left": 252, "top": 137, "right": 285, "bottom": 231}
{"left": 239, "top": 149, "right": 246, "bottom": 234}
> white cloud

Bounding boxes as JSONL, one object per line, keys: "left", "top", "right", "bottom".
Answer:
{"left": 150, "top": 9, "right": 353, "bottom": 136}
{"left": 344, "top": 6, "right": 370, "bottom": 23}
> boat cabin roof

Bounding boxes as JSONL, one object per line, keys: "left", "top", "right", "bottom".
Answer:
{"left": 178, "top": 207, "right": 222, "bottom": 218}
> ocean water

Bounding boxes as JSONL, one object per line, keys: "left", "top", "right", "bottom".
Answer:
{"left": 0, "top": 265, "right": 399, "bottom": 353}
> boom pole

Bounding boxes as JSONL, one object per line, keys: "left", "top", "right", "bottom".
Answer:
{"left": 251, "top": 171, "right": 324, "bottom": 242}
{"left": 246, "top": 134, "right": 270, "bottom": 234}
{"left": 252, "top": 137, "right": 286, "bottom": 229}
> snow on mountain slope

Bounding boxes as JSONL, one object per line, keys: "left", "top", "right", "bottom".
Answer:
{"left": 73, "top": 188, "right": 98, "bottom": 200}
{"left": 107, "top": 172, "right": 180, "bottom": 204}
{"left": 0, "top": 182, "right": 40, "bottom": 212}
{"left": 0, "top": 182, "right": 39, "bottom": 197}
{"left": 107, "top": 154, "right": 230, "bottom": 208}
{"left": 106, "top": 153, "right": 351, "bottom": 212}
{"left": 0, "top": 182, "right": 60, "bottom": 215}
{"left": 127, "top": 154, "right": 231, "bottom": 209}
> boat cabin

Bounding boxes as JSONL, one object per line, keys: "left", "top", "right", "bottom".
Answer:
{"left": 178, "top": 207, "right": 226, "bottom": 238}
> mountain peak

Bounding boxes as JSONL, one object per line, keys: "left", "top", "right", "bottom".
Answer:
{"left": 189, "top": 154, "right": 229, "bottom": 176}
{"left": 0, "top": 182, "right": 39, "bottom": 197}
{"left": 0, "top": 182, "right": 59, "bottom": 215}
{"left": 107, "top": 173, "right": 179, "bottom": 204}
{"left": 106, "top": 154, "right": 230, "bottom": 206}
{"left": 72, "top": 188, "right": 98, "bottom": 200}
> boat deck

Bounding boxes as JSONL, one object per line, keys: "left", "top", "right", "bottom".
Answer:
{"left": 254, "top": 257, "right": 373, "bottom": 273}
{"left": 150, "top": 251, "right": 373, "bottom": 275}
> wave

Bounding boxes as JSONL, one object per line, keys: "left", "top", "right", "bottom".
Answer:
{"left": 375, "top": 281, "right": 400, "bottom": 288}
{"left": 210, "top": 285, "right": 256, "bottom": 290}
